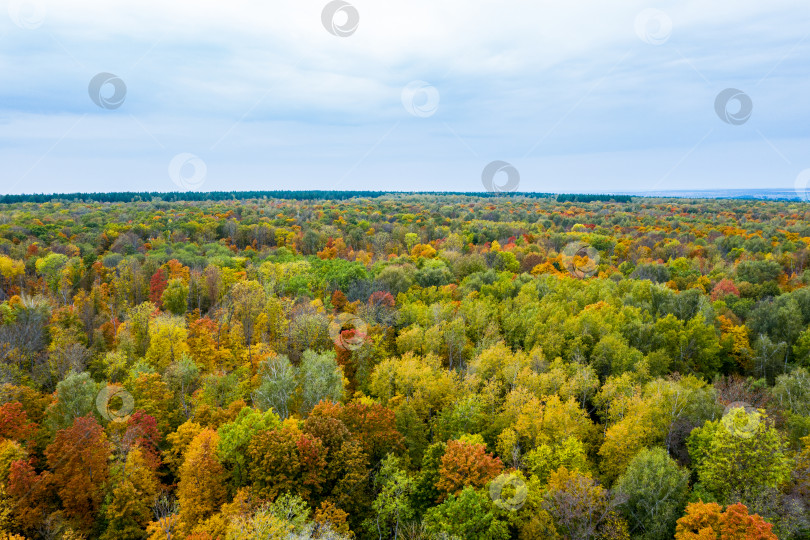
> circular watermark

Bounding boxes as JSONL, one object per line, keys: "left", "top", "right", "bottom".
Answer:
{"left": 721, "top": 401, "right": 759, "bottom": 439}
{"left": 794, "top": 169, "right": 810, "bottom": 202}
{"left": 8, "top": 0, "right": 46, "bottom": 29}
{"left": 88, "top": 72, "right": 127, "bottom": 110}
{"left": 562, "top": 241, "right": 600, "bottom": 278}
{"left": 328, "top": 312, "right": 368, "bottom": 351}
{"left": 482, "top": 161, "right": 520, "bottom": 193}
{"left": 430, "top": 534, "right": 461, "bottom": 540}
{"left": 169, "top": 153, "right": 207, "bottom": 190}
{"left": 321, "top": 0, "right": 359, "bottom": 37}
{"left": 634, "top": 9, "right": 672, "bottom": 45}
{"left": 715, "top": 88, "right": 752, "bottom": 126}
{"left": 489, "top": 472, "right": 528, "bottom": 511}
{"left": 401, "top": 81, "right": 440, "bottom": 118}
{"left": 96, "top": 385, "right": 135, "bottom": 422}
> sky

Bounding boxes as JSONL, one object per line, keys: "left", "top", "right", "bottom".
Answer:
{"left": 0, "top": 0, "right": 809, "bottom": 195}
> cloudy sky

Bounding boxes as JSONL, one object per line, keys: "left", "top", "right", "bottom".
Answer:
{"left": 0, "top": 0, "right": 808, "bottom": 194}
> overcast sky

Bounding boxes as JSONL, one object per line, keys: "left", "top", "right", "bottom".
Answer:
{"left": 0, "top": 0, "right": 808, "bottom": 194}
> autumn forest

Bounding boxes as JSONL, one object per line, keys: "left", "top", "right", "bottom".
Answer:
{"left": 1, "top": 193, "right": 810, "bottom": 539}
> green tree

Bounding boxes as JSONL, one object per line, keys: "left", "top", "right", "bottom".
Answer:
{"left": 126, "top": 301, "right": 155, "bottom": 357}
{"left": 615, "top": 447, "right": 690, "bottom": 540}
{"left": 423, "top": 486, "right": 510, "bottom": 540}
{"left": 161, "top": 278, "right": 189, "bottom": 316}
{"left": 653, "top": 314, "right": 721, "bottom": 377}
{"left": 375, "top": 265, "right": 415, "bottom": 296}
{"left": 163, "top": 355, "right": 200, "bottom": 420}
{"left": 35, "top": 253, "right": 69, "bottom": 296}
{"left": 772, "top": 367, "right": 810, "bottom": 443}
{"left": 217, "top": 406, "right": 280, "bottom": 490}
{"left": 254, "top": 354, "right": 297, "bottom": 418}
{"left": 298, "top": 349, "right": 347, "bottom": 416}
{"left": 524, "top": 436, "right": 591, "bottom": 484}
{"left": 591, "top": 333, "right": 643, "bottom": 378}
{"left": 688, "top": 408, "right": 791, "bottom": 504}
{"left": 395, "top": 400, "right": 429, "bottom": 467}
{"left": 365, "top": 455, "right": 415, "bottom": 540}
{"left": 751, "top": 334, "right": 788, "bottom": 383}
{"left": 412, "top": 442, "right": 446, "bottom": 516}
{"left": 44, "top": 371, "right": 100, "bottom": 432}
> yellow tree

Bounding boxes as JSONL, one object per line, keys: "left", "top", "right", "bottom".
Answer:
{"left": 102, "top": 447, "right": 160, "bottom": 540}
{"left": 186, "top": 317, "right": 221, "bottom": 372}
{"left": 0, "top": 255, "right": 24, "bottom": 297}
{"left": 369, "top": 352, "right": 458, "bottom": 421}
{"left": 163, "top": 420, "right": 203, "bottom": 478}
{"left": 144, "top": 315, "right": 190, "bottom": 372}
{"left": 598, "top": 411, "right": 656, "bottom": 484}
{"left": 127, "top": 373, "right": 177, "bottom": 435}
{"left": 228, "top": 280, "right": 267, "bottom": 365}
{"left": 177, "top": 429, "right": 228, "bottom": 533}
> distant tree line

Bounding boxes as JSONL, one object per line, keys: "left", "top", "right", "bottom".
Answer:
{"left": 0, "top": 190, "right": 561, "bottom": 204}
{"left": 556, "top": 194, "right": 634, "bottom": 203}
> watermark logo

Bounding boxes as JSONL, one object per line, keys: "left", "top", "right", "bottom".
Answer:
{"left": 794, "top": 169, "right": 810, "bottom": 202}
{"left": 634, "top": 9, "right": 672, "bottom": 45}
{"left": 88, "top": 73, "right": 127, "bottom": 110}
{"left": 322, "top": 1, "right": 359, "bottom": 37}
{"left": 8, "top": 0, "right": 46, "bottom": 29}
{"left": 721, "top": 401, "right": 759, "bottom": 439}
{"left": 715, "top": 88, "right": 752, "bottom": 125}
{"left": 562, "top": 241, "right": 600, "bottom": 278}
{"left": 96, "top": 385, "right": 135, "bottom": 422}
{"left": 489, "top": 472, "right": 528, "bottom": 511}
{"left": 169, "top": 153, "right": 207, "bottom": 190}
{"left": 402, "top": 81, "right": 440, "bottom": 118}
{"left": 482, "top": 161, "right": 520, "bottom": 193}
{"left": 329, "top": 312, "right": 368, "bottom": 351}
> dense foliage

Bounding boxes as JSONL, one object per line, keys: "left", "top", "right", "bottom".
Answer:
{"left": 1, "top": 193, "right": 810, "bottom": 539}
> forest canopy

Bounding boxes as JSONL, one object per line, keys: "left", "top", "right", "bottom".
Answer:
{"left": 1, "top": 193, "right": 810, "bottom": 539}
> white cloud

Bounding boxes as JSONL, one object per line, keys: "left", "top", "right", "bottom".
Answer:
{"left": 0, "top": 0, "right": 808, "bottom": 192}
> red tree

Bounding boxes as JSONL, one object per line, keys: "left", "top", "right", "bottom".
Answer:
{"left": 7, "top": 459, "right": 54, "bottom": 531}
{"left": 149, "top": 268, "right": 168, "bottom": 307}
{"left": 44, "top": 415, "right": 112, "bottom": 530}
{"left": 436, "top": 439, "right": 503, "bottom": 499}
{"left": 369, "top": 291, "right": 395, "bottom": 308}
{"left": 311, "top": 400, "right": 404, "bottom": 463}
{"left": 675, "top": 501, "right": 776, "bottom": 539}
{"left": 0, "top": 401, "right": 36, "bottom": 442}
{"left": 122, "top": 411, "right": 162, "bottom": 471}
{"left": 331, "top": 290, "right": 347, "bottom": 311}
{"left": 248, "top": 424, "right": 327, "bottom": 503}
{"left": 711, "top": 278, "right": 740, "bottom": 301}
